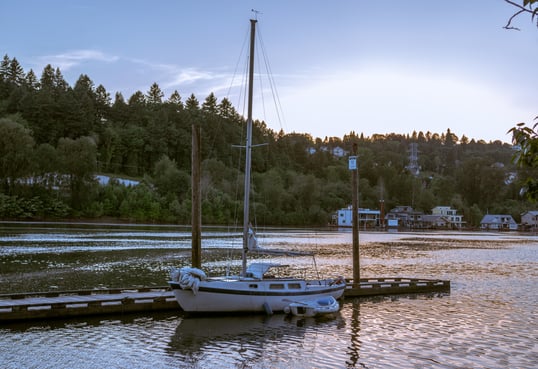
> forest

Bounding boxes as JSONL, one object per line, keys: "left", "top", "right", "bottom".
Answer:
{"left": 0, "top": 54, "right": 536, "bottom": 227}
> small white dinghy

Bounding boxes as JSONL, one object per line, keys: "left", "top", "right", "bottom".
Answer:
{"left": 284, "top": 296, "right": 340, "bottom": 318}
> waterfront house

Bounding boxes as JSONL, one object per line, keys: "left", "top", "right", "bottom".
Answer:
{"left": 385, "top": 205, "right": 465, "bottom": 229}
{"left": 431, "top": 206, "right": 465, "bottom": 229}
{"left": 335, "top": 206, "right": 380, "bottom": 227}
{"left": 406, "top": 211, "right": 426, "bottom": 228}
{"left": 480, "top": 214, "right": 518, "bottom": 231}
{"left": 422, "top": 214, "right": 449, "bottom": 228}
{"left": 385, "top": 206, "right": 416, "bottom": 228}
{"left": 521, "top": 211, "right": 538, "bottom": 230}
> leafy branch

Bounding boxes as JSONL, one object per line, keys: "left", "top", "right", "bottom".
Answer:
{"left": 508, "top": 118, "right": 538, "bottom": 201}
{"left": 504, "top": 1, "right": 538, "bottom": 202}
{"left": 504, "top": 0, "right": 538, "bottom": 30}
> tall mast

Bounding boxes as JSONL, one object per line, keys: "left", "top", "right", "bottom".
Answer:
{"left": 191, "top": 115, "right": 201, "bottom": 269}
{"left": 242, "top": 18, "right": 257, "bottom": 276}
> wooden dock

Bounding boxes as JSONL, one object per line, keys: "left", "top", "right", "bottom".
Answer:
{"left": 344, "top": 277, "right": 450, "bottom": 297}
{"left": 0, "top": 287, "right": 177, "bottom": 322}
{"left": 0, "top": 277, "right": 449, "bottom": 322}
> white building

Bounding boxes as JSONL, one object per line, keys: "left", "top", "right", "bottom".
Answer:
{"left": 335, "top": 206, "right": 380, "bottom": 227}
{"left": 332, "top": 146, "right": 346, "bottom": 157}
{"left": 431, "top": 206, "right": 465, "bottom": 229}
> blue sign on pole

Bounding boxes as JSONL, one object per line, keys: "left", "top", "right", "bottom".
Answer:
{"left": 349, "top": 156, "right": 357, "bottom": 170}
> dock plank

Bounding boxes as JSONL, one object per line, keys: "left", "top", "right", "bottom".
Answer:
{"left": 344, "top": 277, "right": 450, "bottom": 297}
{"left": 0, "top": 288, "right": 178, "bottom": 321}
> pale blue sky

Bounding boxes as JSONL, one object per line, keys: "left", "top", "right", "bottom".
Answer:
{"left": 1, "top": 0, "right": 537, "bottom": 142}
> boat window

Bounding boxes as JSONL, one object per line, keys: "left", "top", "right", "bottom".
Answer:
{"left": 249, "top": 284, "right": 258, "bottom": 289}
{"left": 269, "top": 284, "right": 285, "bottom": 290}
{"left": 288, "top": 283, "right": 301, "bottom": 289}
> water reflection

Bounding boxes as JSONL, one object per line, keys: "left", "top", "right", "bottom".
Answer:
{"left": 346, "top": 299, "right": 361, "bottom": 368}
{"left": 0, "top": 310, "right": 179, "bottom": 333}
{"left": 167, "top": 313, "right": 346, "bottom": 369}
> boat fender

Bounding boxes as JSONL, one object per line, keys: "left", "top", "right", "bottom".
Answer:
{"left": 170, "top": 268, "right": 181, "bottom": 282}
{"left": 191, "top": 277, "right": 200, "bottom": 295}
{"left": 181, "top": 267, "right": 207, "bottom": 280}
{"left": 263, "top": 301, "right": 273, "bottom": 315}
{"left": 178, "top": 267, "right": 207, "bottom": 294}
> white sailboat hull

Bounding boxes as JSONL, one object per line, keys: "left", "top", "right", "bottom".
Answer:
{"left": 169, "top": 277, "right": 345, "bottom": 313}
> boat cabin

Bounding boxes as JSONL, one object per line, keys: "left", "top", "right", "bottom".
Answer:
{"left": 245, "top": 262, "right": 287, "bottom": 279}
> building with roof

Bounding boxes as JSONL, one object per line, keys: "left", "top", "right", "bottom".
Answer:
{"left": 334, "top": 206, "right": 380, "bottom": 228}
{"left": 431, "top": 206, "right": 465, "bottom": 229}
{"left": 480, "top": 214, "right": 518, "bottom": 231}
{"left": 521, "top": 210, "right": 538, "bottom": 231}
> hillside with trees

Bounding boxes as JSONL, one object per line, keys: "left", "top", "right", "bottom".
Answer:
{"left": 0, "top": 54, "right": 535, "bottom": 227}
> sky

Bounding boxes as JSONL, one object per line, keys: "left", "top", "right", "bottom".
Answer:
{"left": 1, "top": 0, "right": 537, "bottom": 143}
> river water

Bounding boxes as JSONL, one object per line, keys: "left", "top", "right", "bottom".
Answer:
{"left": 0, "top": 223, "right": 536, "bottom": 368}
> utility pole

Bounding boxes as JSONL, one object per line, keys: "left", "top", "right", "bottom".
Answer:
{"left": 350, "top": 143, "right": 360, "bottom": 285}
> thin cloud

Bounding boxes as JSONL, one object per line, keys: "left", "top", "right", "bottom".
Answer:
{"left": 39, "top": 49, "right": 119, "bottom": 71}
{"left": 129, "top": 58, "right": 227, "bottom": 91}
{"left": 169, "top": 68, "right": 215, "bottom": 86}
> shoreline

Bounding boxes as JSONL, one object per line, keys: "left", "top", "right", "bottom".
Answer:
{"left": 1, "top": 220, "right": 536, "bottom": 236}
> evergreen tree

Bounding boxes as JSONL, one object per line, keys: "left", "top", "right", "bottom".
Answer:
{"left": 39, "top": 64, "right": 55, "bottom": 91}
{"left": 110, "top": 92, "right": 128, "bottom": 127}
{"left": 72, "top": 74, "right": 98, "bottom": 137}
{"left": 25, "top": 69, "right": 39, "bottom": 90}
{"left": 7, "top": 58, "right": 25, "bottom": 86}
{"left": 167, "top": 90, "right": 183, "bottom": 110}
{"left": 54, "top": 67, "right": 69, "bottom": 93}
{"left": 0, "top": 55, "right": 10, "bottom": 80}
{"left": 146, "top": 82, "right": 164, "bottom": 106}
{"left": 95, "top": 84, "right": 111, "bottom": 120}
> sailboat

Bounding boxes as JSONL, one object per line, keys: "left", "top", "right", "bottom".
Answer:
{"left": 168, "top": 18, "right": 346, "bottom": 314}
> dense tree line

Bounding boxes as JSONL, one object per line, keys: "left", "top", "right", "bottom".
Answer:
{"left": 0, "top": 54, "right": 535, "bottom": 226}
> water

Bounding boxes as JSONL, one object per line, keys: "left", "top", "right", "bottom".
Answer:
{"left": 0, "top": 223, "right": 537, "bottom": 368}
